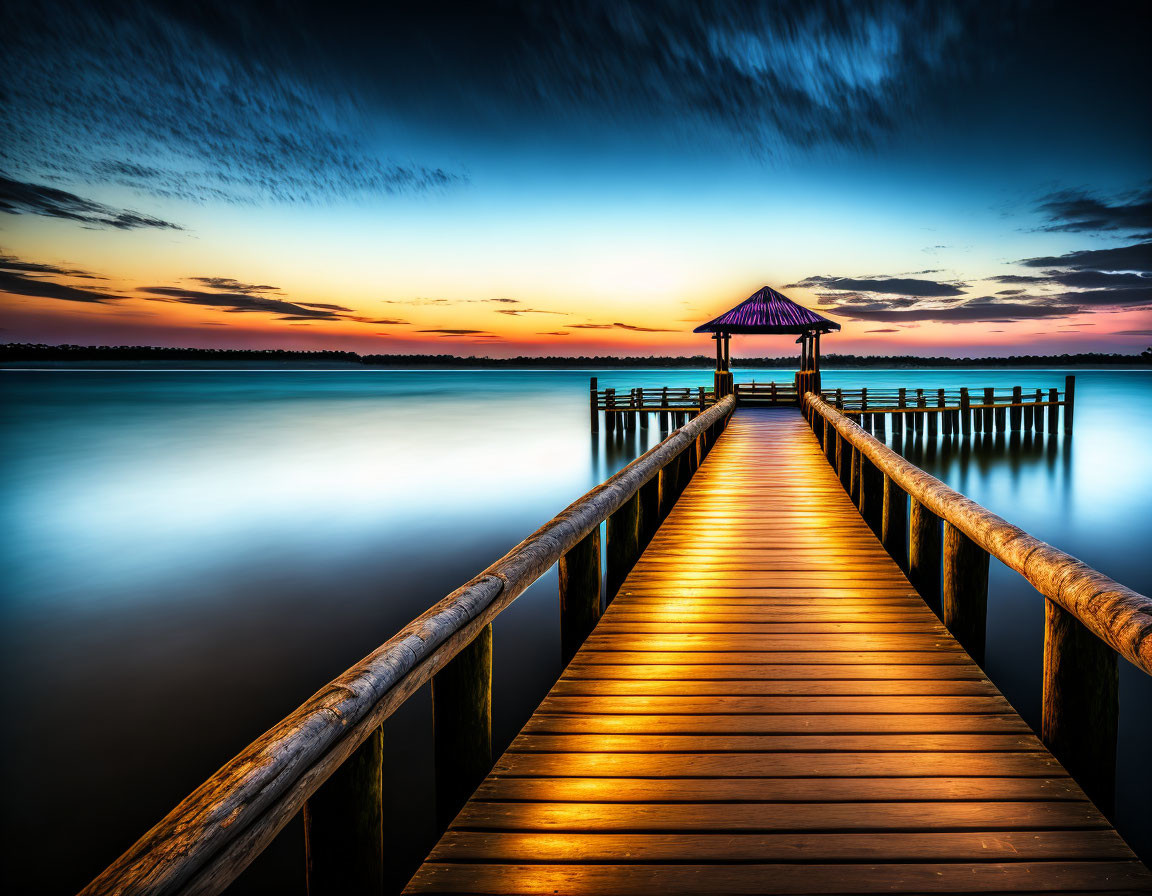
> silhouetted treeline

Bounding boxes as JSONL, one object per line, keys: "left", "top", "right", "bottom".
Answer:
{"left": 3, "top": 343, "right": 1150, "bottom": 367}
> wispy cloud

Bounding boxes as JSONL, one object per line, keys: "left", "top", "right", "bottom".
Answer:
{"left": 1017, "top": 240, "right": 1152, "bottom": 272}
{"left": 416, "top": 328, "right": 495, "bottom": 336}
{"left": 0, "top": 174, "right": 183, "bottom": 230}
{"left": 1033, "top": 185, "right": 1152, "bottom": 235}
{"left": 789, "top": 275, "right": 966, "bottom": 297}
{"left": 0, "top": 269, "right": 123, "bottom": 304}
{"left": 569, "top": 322, "right": 676, "bottom": 332}
{"left": 495, "top": 308, "right": 568, "bottom": 316}
{"left": 190, "top": 277, "right": 280, "bottom": 294}
{"left": 0, "top": 253, "right": 104, "bottom": 280}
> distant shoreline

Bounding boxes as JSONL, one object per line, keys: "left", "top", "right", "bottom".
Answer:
{"left": 2, "top": 344, "right": 1149, "bottom": 370}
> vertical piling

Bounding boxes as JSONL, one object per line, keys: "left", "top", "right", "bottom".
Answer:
{"left": 1064, "top": 375, "right": 1075, "bottom": 433}
{"left": 304, "top": 727, "right": 384, "bottom": 896}
{"left": 559, "top": 527, "right": 602, "bottom": 664}
{"left": 606, "top": 491, "right": 641, "bottom": 603}
{"left": 1042, "top": 600, "right": 1118, "bottom": 815}
{"left": 432, "top": 625, "right": 493, "bottom": 828}
{"left": 942, "top": 523, "right": 990, "bottom": 666}
{"left": 882, "top": 476, "right": 908, "bottom": 572}
{"left": 909, "top": 498, "right": 942, "bottom": 612}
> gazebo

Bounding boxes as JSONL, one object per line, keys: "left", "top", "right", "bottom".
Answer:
{"left": 694, "top": 285, "right": 840, "bottom": 402}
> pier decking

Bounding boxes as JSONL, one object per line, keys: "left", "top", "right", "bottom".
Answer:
{"left": 406, "top": 409, "right": 1150, "bottom": 894}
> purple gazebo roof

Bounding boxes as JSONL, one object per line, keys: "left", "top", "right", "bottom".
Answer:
{"left": 693, "top": 285, "right": 841, "bottom": 335}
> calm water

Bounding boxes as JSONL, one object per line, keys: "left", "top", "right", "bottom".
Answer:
{"left": 1, "top": 367, "right": 1149, "bottom": 892}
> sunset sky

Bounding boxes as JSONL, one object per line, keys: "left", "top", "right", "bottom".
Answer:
{"left": 2, "top": 0, "right": 1149, "bottom": 357}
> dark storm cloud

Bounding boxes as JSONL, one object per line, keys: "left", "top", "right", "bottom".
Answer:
{"left": 1017, "top": 241, "right": 1152, "bottom": 272}
{"left": 0, "top": 269, "right": 124, "bottom": 303}
{"left": 789, "top": 275, "right": 966, "bottom": 297}
{"left": 1034, "top": 186, "right": 1152, "bottom": 235}
{"left": 0, "top": 174, "right": 183, "bottom": 230}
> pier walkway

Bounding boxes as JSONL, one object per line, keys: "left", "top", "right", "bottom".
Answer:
{"left": 406, "top": 409, "right": 1150, "bottom": 894}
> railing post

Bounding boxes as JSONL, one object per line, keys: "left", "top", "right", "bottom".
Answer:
{"left": 1023, "top": 391, "right": 1034, "bottom": 431}
{"left": 927, "top": 390, "right": 939, "bottom": 438}
{"left": 639, "top": 472, "right": 661, "bottom": 547}
{"left": 942, "top": 522, "right": 990, "bottom": 666}
{"left": 1064, "top": 375, "right": 1075, "bottom": 433}
{"left": 605, "top": 388, "right": 616, "bottom": 434}
{"left": 837, "top": 432, "right": 851, "bottom": 491}
{"left": 1042, "top": 600, "right": 1118, "bottom": 815}
{"left": 882, "top": 475, "right": 908, "bottom": 572}
{"left": 849, "top": 444, "right": 860, "bottom": 504}
{"left": 1010, "top": 385, "right": 1022, "bottom": 431}
{"left": 915, "top": 390, "right": 925, "bottom": 435}
{"left": 303, "top": 727, "right": 383, "bottom": 896}
{"left": 1048, "top": 387, "right": 1059, "bottom": 433}
{"left": 983, "top": 387, "right": 994, "bottom": 433}
{"left": 432, "top": 624, "right": 493, "bottom": 828}
{"left": 590, "top": 377, "right": 598, "bottom": 433}
{"left": 909, "top": 498, "right": 942, "bottom": 612}
{"left": 960, "top": 388, "right": 971, "bottom": 436}
{"left": 606, "top": 490, "right": 641, "bottom": 602}
{"left": 660, "top": 387, "right": 668, "bottom": 429}
{"left": 859, "top": 455, "right": 883, "bottom": 535}
{"left": 942, "top": 390, "right": 952, "bottom": 437}
{"left": 625, "top": 389, "right": 636, "bottom": 431}
{"left": 639, "top": 389, "right": 648, "bottom": 430}
{"left": 559, "top": 527, "right": 601, "bottom": 665}
{"left": 1035, "top": 388, "right": 1044, "bottom": 433}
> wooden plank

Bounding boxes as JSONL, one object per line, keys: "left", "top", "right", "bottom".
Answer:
{"left": 507, "top": 733, "right": 1043, "bottom": 752}
{"left": 472, "top": 776, "right": 1087, "bottom": 802}
{"left": 427, "top": 829, "right": 1131, "bottom": 862}
{"left": 449, "top": 800, "right": 1110, "bottom": 831}
{"left": 492, "top": 751, "right": 1066, "bottom": 777}
{"left": 407, "top": 861, "right": 1152, "bottom": 893}
{"left": 533, "top": 694, "right": 1015, "bottom": 713}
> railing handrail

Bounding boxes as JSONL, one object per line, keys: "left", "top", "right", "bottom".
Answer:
{"left": 805, "top": 392, "right": 1152, "bottom": 675}
{"left": 84, "top": 395, "right": 737, "bottom": 895}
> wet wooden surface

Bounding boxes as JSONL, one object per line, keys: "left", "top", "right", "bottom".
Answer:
{"left": 405, "top": 408, "right": 1151, "bottom": 894}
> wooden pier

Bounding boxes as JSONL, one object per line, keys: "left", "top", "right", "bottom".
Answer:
{"left": 83, "top": 393, "right": 1149, "bottom": 896}
{"left": 404, "top": 408, "right": 1147, "bottom": 894}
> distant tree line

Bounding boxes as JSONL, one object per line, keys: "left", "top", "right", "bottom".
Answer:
{"left": 3, "top": 343, "right": 1150, "bottom": 367}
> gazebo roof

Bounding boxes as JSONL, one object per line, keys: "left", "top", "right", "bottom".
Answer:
{"left": 694, "top": 285, "right": 841, "bottom": 335}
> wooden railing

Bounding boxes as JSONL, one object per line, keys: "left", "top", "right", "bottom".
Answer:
{"left": 83, "top": 396, "right": 738, "bottom": 896}
{"left": 734, "top": 381, "right": 798, "bottom": 404}
{"left": 821, "top": 376, "right": 1075, "bottom": 437}
{"left": 589, "top": 379, "right": 714, "bottom": 433}
{"left": 803, "top": 391, "right": 1150, "bottom": 815}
